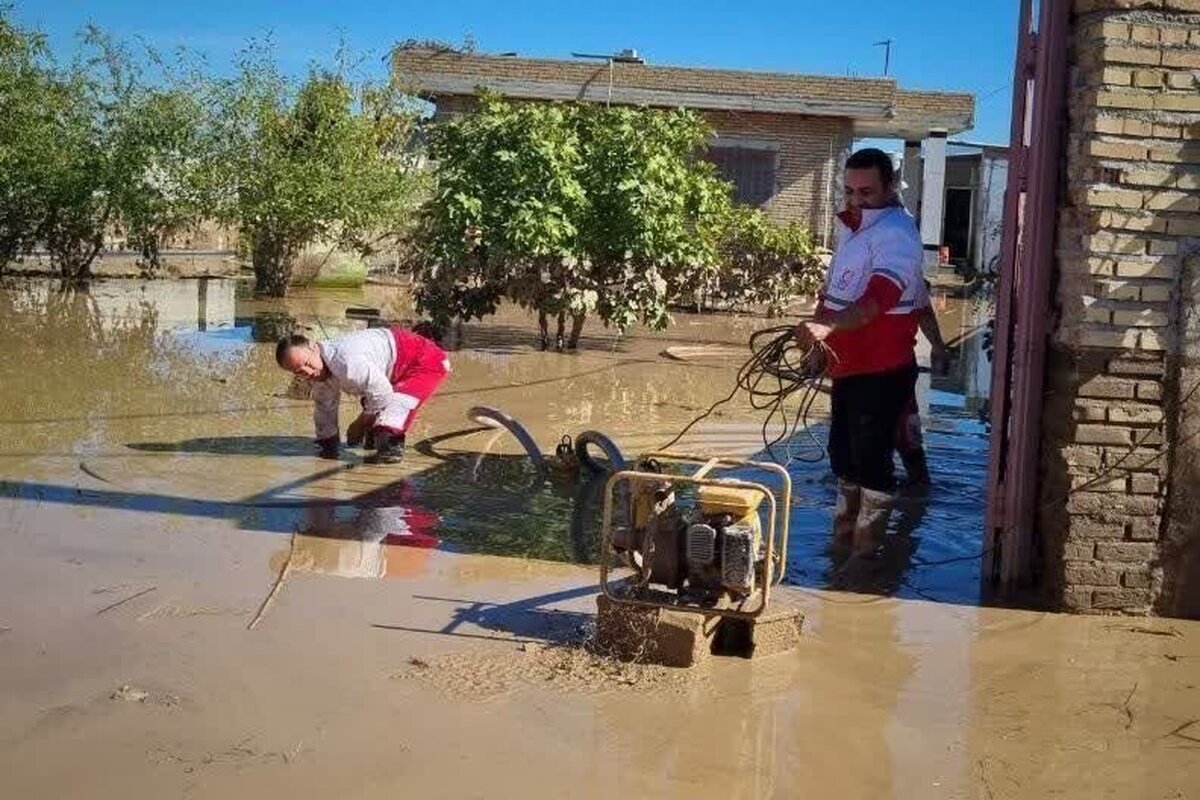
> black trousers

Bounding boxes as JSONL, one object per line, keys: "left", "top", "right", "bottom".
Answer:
{"left": 829, "top": 363, "right": 918, "bottom": 493}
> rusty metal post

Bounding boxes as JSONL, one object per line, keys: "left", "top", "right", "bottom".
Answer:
{"left": 983, "top": 0, "right": 1071, "bottom": 596}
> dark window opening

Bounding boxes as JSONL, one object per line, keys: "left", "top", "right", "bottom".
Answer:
{"left": 706, "top": 145, "right": 778, "bottom": 206}
{"left": 943, "top": 187, "right": 974, "bottom": 265}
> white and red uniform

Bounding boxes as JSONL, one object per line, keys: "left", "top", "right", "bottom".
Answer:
{"left": 311, "top": 326, "right": 449, "bottom": 440}
{"left": 819, "top": 204, "right": 924, "bottom": 377}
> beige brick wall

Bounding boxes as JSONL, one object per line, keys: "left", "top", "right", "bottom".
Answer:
{"left": 1044, "top": 0, "right": 1200, "bottom": 615}
{"left": 395, "top": 48, "right": 898, "bottom": 106}
{"left": 702, "top": 111, "right": 852, "bottom": 231}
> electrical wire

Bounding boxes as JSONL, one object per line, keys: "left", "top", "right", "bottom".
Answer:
{"left": 659, "top": 326, "right": 834, "bottom": 465}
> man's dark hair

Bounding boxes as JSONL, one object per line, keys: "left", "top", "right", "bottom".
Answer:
{"left": 845, "top": 147, "right": 897, "bottom": 186}
{"left": 275, "top": 334, "right": 310, "bottom": 366}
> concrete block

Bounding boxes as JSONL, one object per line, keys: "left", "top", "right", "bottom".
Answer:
{"left": 1079, "top": 375, "right": 1139, "bottom": 399}
{"left": 1108, "top": 403, "right": 1165, "bottom": 423}
{"left": 1121, "top": 168, "right": 1175, "bottom": 186}
{"left": 1114, "top": 259, "right": 1179, "bottom": 278}
{"left": 1111, "top": 308, "right": 1170, "bottom": 327}
{"left": 1130, "top": 473, "right": 1162, "bottom": 494}
{"left": 1168, "top": 217, "right": 1200, "bottom": 235}
{"left": 1064, "top": 445, "right": 1105, "bottom": 468}
{"left": 594, "top": 593, "right": 803, "bottom": 668}
{"left": 1130, "top": 25, "right": 1160, "bottom": 45}
{"left": 1064, "top": 563, "right": 1122, "bottom": 587}
{"left": 1095, "top": 91, "right": 1155, "bottom": 110}
{"left": 1167, "top": 73, "right": 1197, "bottom": 90}
{"left": 1103, "top": 46, "right": 1162, "bottom": 66}
{"left": 1140, "top": 284, "right": 1173, "bottom": 303}
{"left": 1107, "top": 357, "right": 1165, "bottom": 377}
{"left": 1157, "top": 93, "right": 1200, "bottom": 111}
{"left": 1160, "top": 27, "right": 1190, "bottom": 46}
{"left": 1101, "top": 67, "right": 1134, "bottom": 85}
{"left": 1138, "top": 381, "right": 1164, "bottom": 400}
{"left": 1087, "top": 187, "right": 1145, "bottom": 209}
{"left": 1162, "top": 50, "right": 1200, "bottom": 69}
{"left": 1096, "top": 542, "right": 1157, "bottom": 562}
{"left": 1064, "top": 542, "right": 1097, "bottom": 561}
{"left": 1133, "top": 69, "right": 1163, "bottom": 88}
{"left": 1176, "top": 172, "right": 1200, "bottom": 189}
{"left": 1122, "top": 569, "right": 1153, "bottom": 589}
{"left": 1088, "top": 140, "right": 1149, "bottom": 161}
{"left": 1144, "top": 192, "right": 1200, "bottom": 212}
{"left": 1092, "top": 588, "right": 1152, "bottom": 610}
{"left": 1129, "top": 517, "right": 1161, "bottom": 540}
{"left": 1067, "top": 492, "right": 1160, "bottom": 517}
{"left": 1140, "top": 329, "right": 1168, "bottom": 351}
{"left": 1080, "top": 327, "right": 1142, "bottom": 348}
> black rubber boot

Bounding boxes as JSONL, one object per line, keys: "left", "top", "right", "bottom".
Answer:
{"left": 367, "top": 431, "right": 405, "bottom": 464}
{"left": 898, "top": 447, "right": 931, "bottom": 487}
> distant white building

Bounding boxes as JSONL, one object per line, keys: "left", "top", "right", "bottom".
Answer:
{"left": 900, "top": 141, "right": 1008, "bottom": 277}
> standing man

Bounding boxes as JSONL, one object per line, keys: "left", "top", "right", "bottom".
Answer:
{"left": 794, "top": 148, "right": 924, "bottom": 557}
{"left": 276, "top": 325, "right": 450, "bottom": 464}
{"left": 894, "top": 281, "right": 950, "bottom": 487}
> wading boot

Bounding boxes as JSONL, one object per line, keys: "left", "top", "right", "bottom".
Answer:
{"left": 853, "top": 488, "right": 895, "bottom": 557}
{"left": 829, "top": 479, "right": 862, "bottom": 555}
{"left": 366, "top": 431, "right": 406, "bottom": 465}
{"left": 898, "top": 446, "right": 931, "bottom": 488}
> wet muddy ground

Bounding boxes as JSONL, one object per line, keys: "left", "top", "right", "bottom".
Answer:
{"left": 1, "top": 277, "right": 1197, "bottom": 799}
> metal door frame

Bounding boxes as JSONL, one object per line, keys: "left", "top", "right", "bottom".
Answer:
{"left": 984, "top": 0, "right": 1071, "bottom": 596}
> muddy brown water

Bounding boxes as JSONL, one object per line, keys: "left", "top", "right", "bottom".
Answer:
{"left": 1, "top": 277, "right": 1197, "bottom": 799}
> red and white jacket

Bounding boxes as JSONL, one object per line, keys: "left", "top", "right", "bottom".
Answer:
{"left": 819, "top": 204, "right": 924, "bottom": 379}
{"left": 311, "top": 328, "right": 449, "bottom": 439}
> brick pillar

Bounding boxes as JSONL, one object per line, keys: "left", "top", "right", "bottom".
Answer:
{"left": 1044, "top": 0, "right": 1200, "bottom": 615}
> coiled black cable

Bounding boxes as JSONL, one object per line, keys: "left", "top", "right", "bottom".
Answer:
{"left": 660, "top": 325, "right": 834, "bottom": 465}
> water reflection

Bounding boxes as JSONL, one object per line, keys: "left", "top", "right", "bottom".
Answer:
{"left": 0, "top": 276, "right": 996, "bottom": 606}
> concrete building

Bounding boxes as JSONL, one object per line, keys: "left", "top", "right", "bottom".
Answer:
{"left": 392, "top": 47, "right": 975, "bottom": 256}
{"left": 903, "top": 141, "right": 1009, "bottom": 276}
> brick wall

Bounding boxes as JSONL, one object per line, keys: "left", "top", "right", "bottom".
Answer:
{"left": 1045, "top": 0, "right": 1200, "bottom": 615}
{"left": 702, "top": 111, "right": 852, "bottom": 231}
{"left": 395, "top": 48, "right": 898, "bottom": 107}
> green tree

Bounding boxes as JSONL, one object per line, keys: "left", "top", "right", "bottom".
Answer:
{"left": 203, "top": 42, "right": 423, "bottom": 296}
{"left": 413, "top": 95, "right": 732, "bottom": 347}
{"left": 576, "top": 104, "right": 730, "bottom": 332}
{"left": 0, "top": 13, "right": 54, "bottom": 273}
{"left": 416, "top": 93, "right": 589, "bottom": 346}
{"left": 0, "top": 14, "right": 209, "bottom": 279}
{"left": 703, "top": 205, "right": 823, "bottom": 316}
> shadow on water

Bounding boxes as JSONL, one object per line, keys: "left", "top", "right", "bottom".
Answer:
{"left": 126, "top": 436, "right": 320, "bottom": 457}
{"left": 0, "top": 409, "right": 987, "bottom": 605}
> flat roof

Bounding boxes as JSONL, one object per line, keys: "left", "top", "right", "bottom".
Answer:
{"left": 392, "top": 48, "right": 975, "bottom": 140}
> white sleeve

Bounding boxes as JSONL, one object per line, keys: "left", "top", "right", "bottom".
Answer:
{"left": 869, "top": 225, "right": 923, "bottom": 293}
{"left": 339, "top": 358, "right": 397, "bottom": 419}
{"left": 312, "top": 382, "right": 341, "bottom": 440}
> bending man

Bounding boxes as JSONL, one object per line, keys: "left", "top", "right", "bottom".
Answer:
{"left": 276, "top": 325, "right": 450, "bottom": 464}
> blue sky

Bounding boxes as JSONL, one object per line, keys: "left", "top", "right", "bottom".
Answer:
{"left": 18, "top": 0, "right": 1019, "bottom": 145}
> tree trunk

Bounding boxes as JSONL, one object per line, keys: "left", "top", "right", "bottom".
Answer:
{"left": 567, "top": 312, "right": 585, "bottom": 350}
{"left": 251, "top": 229, "right": 294, "bottom": 297}
{"left": 538, "top": 309, "right": 551, "bottom": 351}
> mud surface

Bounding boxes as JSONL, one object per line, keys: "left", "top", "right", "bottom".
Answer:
{"left": 1, "top": 277, "right": 1197, "bottom": 799}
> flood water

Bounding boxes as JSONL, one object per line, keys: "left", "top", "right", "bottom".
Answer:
{"left": 0, "top": 276, "right": 992, "bottom": 602}
{"left": 5, "top": 277, "right": 1200, "bottom": 800}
